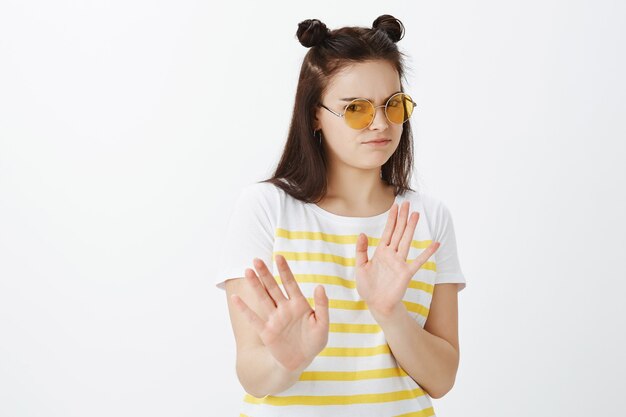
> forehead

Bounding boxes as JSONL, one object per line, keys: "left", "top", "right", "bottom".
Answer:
{"left": 325, "top": 60, "right": 401, "bottom": 102}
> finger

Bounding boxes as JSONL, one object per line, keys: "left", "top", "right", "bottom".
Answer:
{"left": 253, "top": 257, "right": 288, "bottom": 304}
{"left": 230, "top": 294, "right": 266, "bottom": 334}
{"left": 397, "top": 211, "right": 420, "bottom": 259}
{"left": 244, "top": 267, "right": 277, "bottom": 314}
{"left": 313, "top": 285, "right": 329, "bottom": 325}
{"left": 389, "top": 201, "right": 410, "bottom": 250}
{"left": 354, "top": 233, "right": 369, "bottom": 268}
{"left": 275, "top": 254, "right": 305, "bottom": 300}
{"left": 408, "top": 241, "right": 441, "bottom": 276}
{"left": 379, "top": 203, "right": 399, "bottom": 246}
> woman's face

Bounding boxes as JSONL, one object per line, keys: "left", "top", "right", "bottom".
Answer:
{"left": 314, "top": 60, "right": 404, "bottom": 170}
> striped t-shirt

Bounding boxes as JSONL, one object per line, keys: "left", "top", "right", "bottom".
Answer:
{"left": 215, "top": 181, "right": 467, "bottom": 417}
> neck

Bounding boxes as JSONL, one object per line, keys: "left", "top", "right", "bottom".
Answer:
{"left": 323, "top": 163, "right": 392, "bottom": 207}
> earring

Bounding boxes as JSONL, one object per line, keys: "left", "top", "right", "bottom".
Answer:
{"left": 313, "top": 130, "right": 322, "bottom": 146}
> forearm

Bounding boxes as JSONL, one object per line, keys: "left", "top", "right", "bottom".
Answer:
{"left": 371, "top": 303, "right": 459, "bottom": 399}
{"left": 236, "top": 344, "right": 305, "bottom": 398}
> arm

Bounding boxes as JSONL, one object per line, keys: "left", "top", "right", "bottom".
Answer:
{"left": 235, "top": 344, "right": 306, "bottom": 398}
{"left": 224, "top": 257, "right": 329, "bottom": 398}
{"left": 370, "top": 283, "right": 461, "bottom": 399}
{"left": 225, "top": 277, "right": 305, "bottom": 397}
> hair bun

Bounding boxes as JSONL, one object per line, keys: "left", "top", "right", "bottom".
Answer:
{"left": 296, "top": 19, "right": 330, "bottom": 48}
{"left": 372, "top": 14, "right": 405, "bottom": 42}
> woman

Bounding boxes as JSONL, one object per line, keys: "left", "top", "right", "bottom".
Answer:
{"left": 215, "top": 14, "right": 467, "bottom": 417}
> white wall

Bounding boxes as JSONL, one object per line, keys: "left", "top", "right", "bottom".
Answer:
{"left": 1, "top": 1, "right": 624, "bottom": 416}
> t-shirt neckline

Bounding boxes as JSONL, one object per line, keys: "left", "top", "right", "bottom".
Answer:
{"left": 306, "top": 193, "right": 404, "bottom": 225}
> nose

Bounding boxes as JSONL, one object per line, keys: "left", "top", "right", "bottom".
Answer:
{"left": 368, "top": 104, "right": 389, "bottom": 130}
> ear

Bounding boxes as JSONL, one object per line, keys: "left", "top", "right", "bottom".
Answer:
{"left": 313, "top": 103, "right": 324, "bottom": 131}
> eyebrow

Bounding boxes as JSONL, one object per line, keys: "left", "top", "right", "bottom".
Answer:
{"left": 339, "top": 91, "right": 402, "bottom": 102}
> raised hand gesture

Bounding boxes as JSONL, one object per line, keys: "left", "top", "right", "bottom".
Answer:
{"left": 230, "top": 254, "right": 329, "bottom": 372}
{"left": 354, "top": 201, "right": 440, "bottom": 316}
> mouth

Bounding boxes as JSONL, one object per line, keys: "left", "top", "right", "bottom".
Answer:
{"left": 362, "top": 139, "right": 392, "bottom": 145}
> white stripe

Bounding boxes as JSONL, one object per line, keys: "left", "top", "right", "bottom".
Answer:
{"left": 276, "top": 375, "right": 420, "bottom": 396}
{"left": 304, "top": 355, "right": 398, "bottom": 372}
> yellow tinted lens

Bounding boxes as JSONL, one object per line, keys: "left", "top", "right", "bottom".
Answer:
{"left": 344, "top": 99, "right": 374, "bottom": 129}
{"left": 386, "top": 93, "right": 414, "bottom": 124}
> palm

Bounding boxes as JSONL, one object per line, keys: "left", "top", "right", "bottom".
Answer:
{"left": 258, "top": 289, "right": 327, "bottom": 371}
{"left": 355, "top": 244, "right": 416, "bottom": 310}
{"left": 231, "top": 255, "right": 329, "bottom": 372}
{"left": 355, "top": 201, "right": 440, "bottom": 315}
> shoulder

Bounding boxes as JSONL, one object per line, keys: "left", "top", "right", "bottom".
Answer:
{"left": 237, "top": 181, "right": 283, "bottom": 207}
{"left": 402, "top": 189, "right": 454, "bottom": 236}
{"left": 402, "top": 188, "right": 448, "bottom": 217}
{"left": 230, "top": 181, "right": 286, "bottom": 228}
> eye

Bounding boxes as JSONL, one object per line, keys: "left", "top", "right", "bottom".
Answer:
{"left": 388, "top": 98, "right": 402, "bottom": 107}
{"left": 346, "top": 103, "right": 364, "bottom": 112}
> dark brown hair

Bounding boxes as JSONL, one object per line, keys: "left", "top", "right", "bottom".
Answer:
{"left": 260, "top": 14, "right": 415, "bottom": 203}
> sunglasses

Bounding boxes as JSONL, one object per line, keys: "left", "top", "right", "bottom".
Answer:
{"left": 318, "top": 92, "right": 417, "bottom": 130}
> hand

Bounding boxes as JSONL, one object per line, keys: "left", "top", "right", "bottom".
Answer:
{"left": 354, "top": 201, "right": 440, "bottom": 316}
{"left": 230, "top": 254, "right": 330, "bottom": 372}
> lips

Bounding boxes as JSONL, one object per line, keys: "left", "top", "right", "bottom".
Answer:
{"left": 363, "top": 138, "right": 391, "bottom": 144}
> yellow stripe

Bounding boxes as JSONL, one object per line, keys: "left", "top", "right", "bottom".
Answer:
{"left": 394, "top": 407, "right": 436, "bottom": 417}
{"left": 319, "top": 344, "right": 391, "bottom": 357}
{"left": 274, "top": 250, "right": 436, "bottom": 272}
{"left": 306, "top": 297, "right": 368, "bottom": 310}
{"left": 304, "top": 297, "right": 430, "bottom": 318}
{"left": 407, "top": 280, "right": 434, "bottom": 293}
{"left": 275, "top": 228, "right": 433, "bottom": 250}
{"left": 241, "top": 407, "right": 435, "bottom": 417}
{"left": 275, "top": 228, "right": 356, "bottom": 244}
{"left": 243, "top": 386, "right": 426, "bottom": 406}
{"left": 299, "top": 367, "right": 408, "bottom": 381}
{"left": 276, "top": 273, "right": 357, "bottom": 289}
{"left": 275, "top": 273, "right": 435, "bottom": 295}
{"left": 329, "top": 322, "right": 381, "bottom": 333}
{"left": 402, "top": 300, "right": 430, "bottom": 317}
{"left": 277, "top": 250, "right": 355, "bottom": 266}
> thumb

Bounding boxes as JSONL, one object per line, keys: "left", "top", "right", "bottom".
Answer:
{"left": 313, "top": 285, "right": 329, "bottom": 325}
{"left": 355, "top": 232, "right": 369, "bottom": 267}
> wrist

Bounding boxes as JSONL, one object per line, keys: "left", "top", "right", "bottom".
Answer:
{"left": 368, "top": 301, "right": 407, "bottom": 324}
{"left": 271, "top": 351, "right": 310, "bottom": 375}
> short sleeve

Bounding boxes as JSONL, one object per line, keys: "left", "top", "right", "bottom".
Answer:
{"left": 214, "top": 183, "right": 278, "bottom": 291}
{"left": 432, "top": 201, "right": 467, "bottom": 292}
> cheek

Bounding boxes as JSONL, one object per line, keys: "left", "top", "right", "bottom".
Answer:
{"left": 324, "top": 124, "right": 358, "bottom": 146}
{"left": 324, "top": 133, "right": 360, "bottom": 159}
{"left": 393, "top": 123, "right": 404, "bottom": 138}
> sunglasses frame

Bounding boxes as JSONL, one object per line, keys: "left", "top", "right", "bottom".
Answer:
{"left": 318, "top": 92, "right": 417, "bottom": 130}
